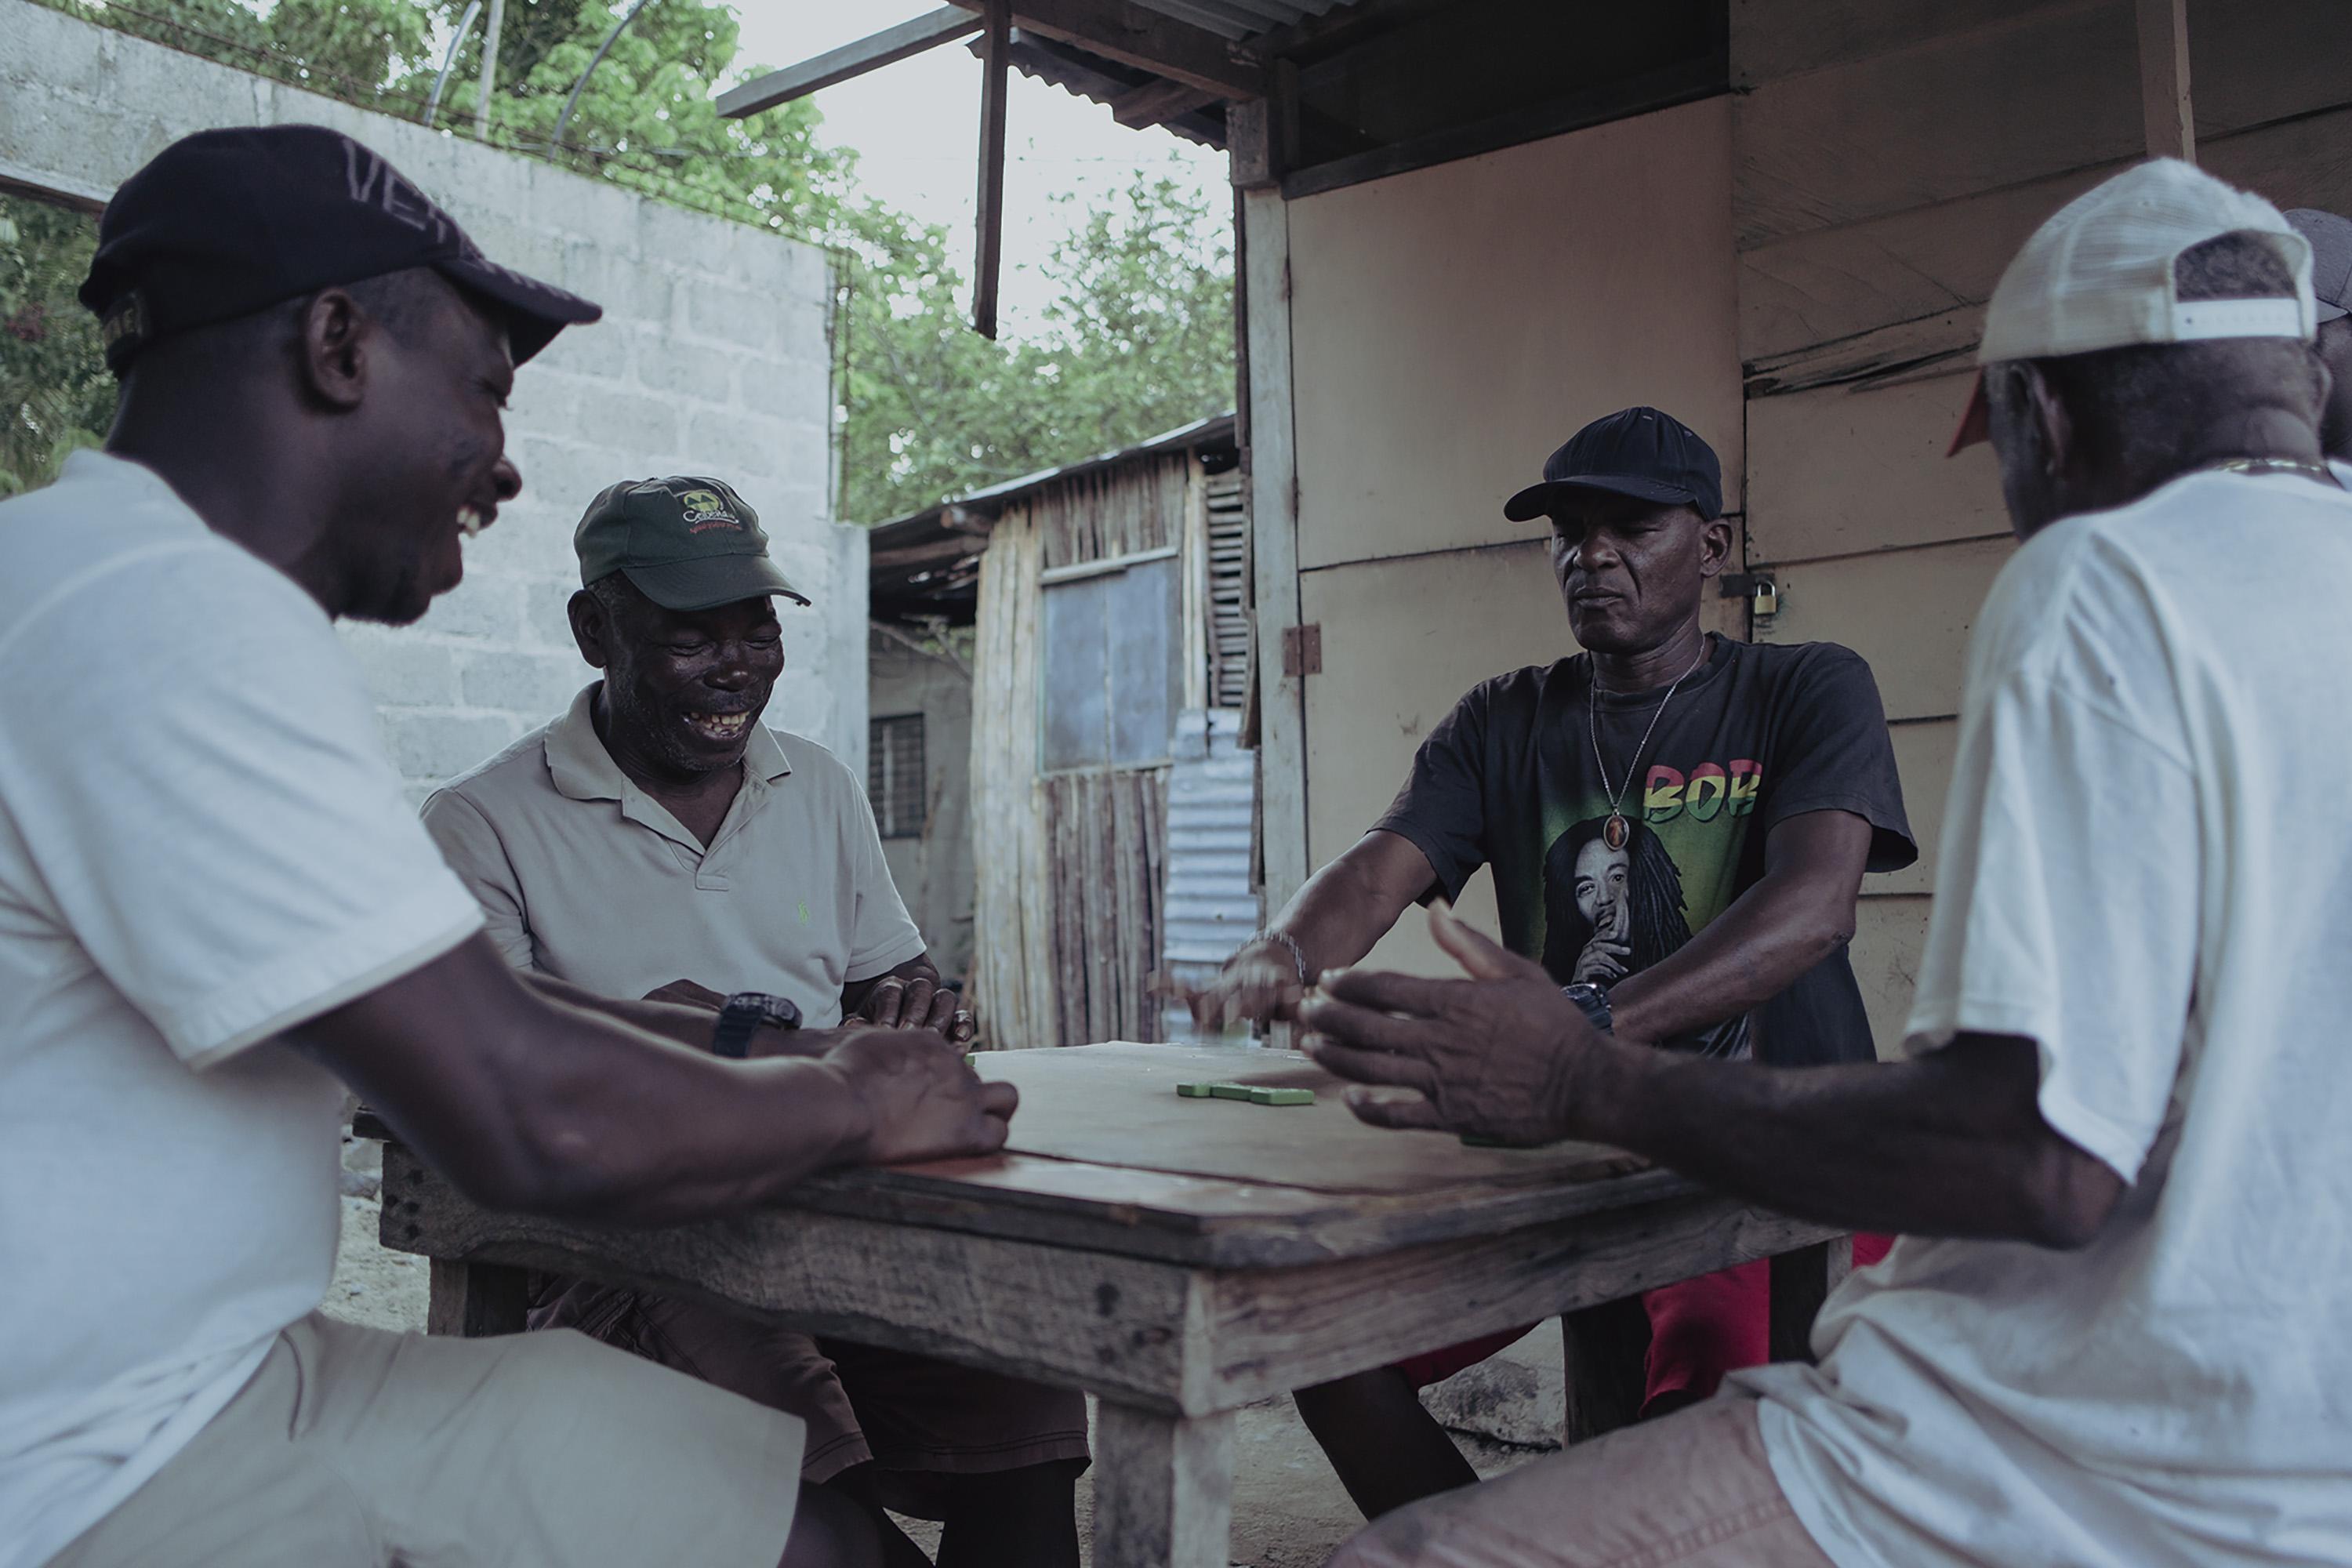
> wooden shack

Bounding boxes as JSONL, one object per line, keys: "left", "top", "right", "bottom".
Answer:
{"left": 870, "top": 416, "right": 1253, "bottom": 1048}
{"left": 789, "top": 0, "right": 2352, "bottom": 1055}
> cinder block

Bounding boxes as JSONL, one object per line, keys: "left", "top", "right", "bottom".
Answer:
{"left": 346, "top": 639, "right": 462, "bottom": 708}
{"left": 416, "top": 575, "right": 527, "bottom": 642}
{"left": 682, "top": 408, "right": 793, "bottom": 484}
{"left": 458, "top": 648, "right": 587, "bottom": 721}
{"left": 573, "top": 386, "right": 683, "bottom": 456}
{"left": 386, "top": 713, "right": 517, "bottom": 786}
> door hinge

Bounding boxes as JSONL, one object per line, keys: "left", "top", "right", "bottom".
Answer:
{"left": 1282, "top": 622, "right": 1323, "bottom": 677}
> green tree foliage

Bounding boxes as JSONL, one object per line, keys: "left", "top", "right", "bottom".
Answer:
{"left": 0, "top": 193, "right": 112, "bottom": 497}
{"left": 10, "top": 0, "right": 1233, "bottom": 520}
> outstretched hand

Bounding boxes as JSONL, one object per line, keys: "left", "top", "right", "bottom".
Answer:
{"left": 1297, "top": 902, "right": 1613, "bottom": 1145}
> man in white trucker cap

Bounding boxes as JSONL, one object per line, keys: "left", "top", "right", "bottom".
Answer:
{"left": 1308, "top": 157, "right": 2352, "bottom": 1567}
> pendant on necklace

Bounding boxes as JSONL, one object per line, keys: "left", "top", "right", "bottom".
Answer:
{"left": 1604, "top": 812, "right": 1630, "bottom": 851}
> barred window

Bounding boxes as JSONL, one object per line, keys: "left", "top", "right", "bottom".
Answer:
{"left": 869, "top": 713, "right": 926, "bottom": 839}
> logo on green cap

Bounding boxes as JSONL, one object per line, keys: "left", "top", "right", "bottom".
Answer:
{"left": 677, "top": 487, "right": 742, "bottom": 534}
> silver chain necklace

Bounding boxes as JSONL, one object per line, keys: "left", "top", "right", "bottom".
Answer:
{"left": 1588, "top": 642, "right": 1711, "bottom": 851}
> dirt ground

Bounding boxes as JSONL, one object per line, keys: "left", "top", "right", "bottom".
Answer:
{"left": 326, "top": 1186, "right": 1540, "bottom": 1566}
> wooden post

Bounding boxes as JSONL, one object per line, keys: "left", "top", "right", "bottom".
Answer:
{"left": 973, "top": 0, "right": 1011, "bottom": 339}
{"left": 1766, "top": 1235, "right": 1852, "bottom": 1365}
{"left": 1559, "top": 1295, "right": 1650, "bottom": 1444}
{"left": 1091, "top": 1403, "right": 1236, "bottom": 1568}
{"left": 1233, "top": 105, "right": 1309, "bottom": 915}
{"left": 426, "top": 1258, "right": 531, "bottom": 1338}
{"left": 2134, "top": 0, "right": 2194, "bottom": 162}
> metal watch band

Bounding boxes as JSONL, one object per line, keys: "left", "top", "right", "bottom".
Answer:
{"left": 1562, "top": 982, "right": 1614, "bottom": 1034}
{"left": 712, "top": 993, "right": 800, "bottom": 1059}
{"left": 1249, "top": 928, "right": 1311, "bottom": 984}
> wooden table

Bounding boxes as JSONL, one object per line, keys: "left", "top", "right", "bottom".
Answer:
{"left": 373, "top": 1044, "right": 1846, "bottom": 1567}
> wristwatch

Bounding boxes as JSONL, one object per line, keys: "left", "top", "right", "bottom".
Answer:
{"left": 712, "top": 992, "right": 802, "bottom": 1059}
{"left": 1562, "top": 982, "right": 1614, "bottom": 1035}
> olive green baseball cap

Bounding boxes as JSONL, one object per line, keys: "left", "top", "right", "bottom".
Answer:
{"left": 574, "top": 476, "right": 810, "bottom": 610}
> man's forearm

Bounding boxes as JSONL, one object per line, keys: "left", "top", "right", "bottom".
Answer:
{"left": 524, "top": 971, "right": 715, "bottom": 1049}
{"left": 1270, "top": 845, "right": 1423, "bottom": 978}
{"left": 1605, "top": 871, "right": 1850, "bottom": 1044}
{"left": 1578, "top": 1033, "right": 2116, "bottom": 1246}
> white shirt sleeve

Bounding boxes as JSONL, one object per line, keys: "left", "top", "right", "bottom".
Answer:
{"left": 0, "top": 547, "right": 482, "bottom": 1069}
{"left": 1904, "top": 552, "right": 2200, "bottom": 1182}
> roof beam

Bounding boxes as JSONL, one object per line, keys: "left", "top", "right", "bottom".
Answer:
{"left": 2135, "top": 0, "right": 2194, "bottom": 162}
{"left": 1007, "top": 0, "right": 1264, "bottom": 100}
{"left": 717, "top": 6, "right": 983, "bottom": 118}
{"left": 974, "top": 0, "right": 1012, "bottom": 340}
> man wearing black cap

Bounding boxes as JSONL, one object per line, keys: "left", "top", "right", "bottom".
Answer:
{"left": 1186, "top": 405, "right": 1911, "bottom": 1519}
{"left": 2284, "top": 208, "right": 2352, "bottom": 471}
{"left": 0, "top": 125, "right": 1011, "bottom": 1568}
{"left": 423, "top": 476, "right": 1089, "bottom": 1566}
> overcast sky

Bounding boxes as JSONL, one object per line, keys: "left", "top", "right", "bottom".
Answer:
{"left": 720, "top": 2, "right": 1229, "bottom": 331}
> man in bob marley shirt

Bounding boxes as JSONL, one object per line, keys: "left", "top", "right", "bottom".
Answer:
{"left": 1187, "top": 405, "right": 1913, "bottom": 1517}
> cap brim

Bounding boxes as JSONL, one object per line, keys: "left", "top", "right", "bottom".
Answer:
{"left": 438, "top": 256, "right": 604, "bottom": 366}
{"left": 2319, "top": 299, "right": 2350, "bottom": 325}
{"left": 622, "top": 555, "right": 811, "bottom": 612}
{"left": 1502, "top": 475, "right": 1704, "bottom": 522}
{"left": 1947, "top": 371, "right": 1992, "bottom": 457}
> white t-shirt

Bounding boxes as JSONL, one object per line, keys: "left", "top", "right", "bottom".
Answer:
{"left": 0, "top": 452, "right": 482, "bottom": 1567}
{"left": 1741, "top": 467, "right": 2352, "bottom": 1566}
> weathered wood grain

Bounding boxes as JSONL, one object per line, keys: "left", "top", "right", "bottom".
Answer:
{"left": 1196, "top": 1196, "right": 1840, "bottom": 1406}
{"left": 984, "top": 1044, "right": 1645, "bottom": 1196}
{"left": 1091, "top": 1405, "right": 1236, "bottom": 1568}
{"left": 1745, "top": 372, "right": 2005, "bottom": 562}
{"left": 426, "top": 1258, "right": 528, "bottom": 1338}
{"left": 1753, "top": 536, "right": 2014, "bottom": 723}
{"left": 1241, "top": 181, "right": 1309, "bottom": 910}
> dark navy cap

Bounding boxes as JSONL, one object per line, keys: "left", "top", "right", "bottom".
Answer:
{"left": 81, "top": 125, "right": 602, "bottom": 372}
{"left": 1503, "top": 406, "right": 1725, "bottom": 523}
{"left": 2285, "top": 209, "right": 2352, "bottom": 325}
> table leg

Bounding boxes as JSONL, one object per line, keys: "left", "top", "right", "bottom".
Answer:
{"left": 1559, "top": 1295, "right": 1649, "bottom": 1444}
{"left": 1090, "top": 1403, "right": 1236, "bottom": 1568}
{"left": 426, "top": 1258, "right": 530, "bottom": 1338}
{"left": 1766, "top": 1236, "right": 1853, "bottom": 1364}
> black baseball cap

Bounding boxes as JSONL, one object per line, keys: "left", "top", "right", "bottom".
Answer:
{"left": 576, "top": 477, "right": 811, "bottom": 611}
{"left": 79, "top": 124, "right": 602, "bottom": 372}
{"left": 1502, "top": 406, "right": 1724, "bottom": 523}
{"left": 2285, "top": 209, "right": 2352, "bottom": 325}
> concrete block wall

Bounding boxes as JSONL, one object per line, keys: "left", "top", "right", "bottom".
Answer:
{"left": 0, "top": 0, "right": 866, "bottom": 796}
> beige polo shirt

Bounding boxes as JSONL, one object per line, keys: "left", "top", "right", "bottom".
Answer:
{"left": 422, "top": 685, "right": 926, "bottom": 1028}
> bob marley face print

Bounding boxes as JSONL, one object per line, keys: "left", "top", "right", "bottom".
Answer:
{"left": 1541, "top": 812, "right": 1748, "bottom": 1058}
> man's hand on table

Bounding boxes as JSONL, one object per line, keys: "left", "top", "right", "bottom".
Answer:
{"left": 1183, "top": 936, "right": 1309, "bottom": 1029}
{"left": 821, "top": 1029, "right": 1018, "bottom": 1163}
{"left": 1298, "top": 902, "right": 1619, "bottom": 1147}
{"left": 850, "top": 962, "right": 978, "bottom": 1047}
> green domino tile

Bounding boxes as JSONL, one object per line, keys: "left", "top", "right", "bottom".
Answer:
{"left": 1208, "top": 1083, "right": 1256, "bottom": 1101}
{"left": 1249, "top": 1087, "right": 1316, "bottom": 1105}
{"left": 1176, "top": 1083, "right": 1216, "bottom": 1098}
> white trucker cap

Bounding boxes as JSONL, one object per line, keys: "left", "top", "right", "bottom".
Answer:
{"left": 1950, "top": 158, "right": 2315, "bottom": 453}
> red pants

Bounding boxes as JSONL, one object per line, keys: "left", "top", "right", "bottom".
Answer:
{"left": 1395, "top": 1236, "right": 1895, "bottom": 1415}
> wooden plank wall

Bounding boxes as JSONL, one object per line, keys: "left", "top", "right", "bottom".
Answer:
{"left": 968, "top": 453, "right": 1200, "bottom": 1047}
{"left": 1730, "top": 0, "right": 2352, "bottom": 1051}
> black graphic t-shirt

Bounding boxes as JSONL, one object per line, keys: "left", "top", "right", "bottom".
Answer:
{"left": 1374, "top": 635, "right": 1915, "bottom": 1065}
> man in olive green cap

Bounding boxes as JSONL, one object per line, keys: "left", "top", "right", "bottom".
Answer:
{"left": 423, "top": 476, "right": 1089, "bottom": 1565}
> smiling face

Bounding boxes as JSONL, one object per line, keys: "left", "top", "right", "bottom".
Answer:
{"left": 1545, "top": 492, "right": 1728, "bottom": 655}
{"left": 334, "top": 274, "right": 521, "bottom": 626}
{"left": 570, "top": 576, "right": 786, "bottom": 780}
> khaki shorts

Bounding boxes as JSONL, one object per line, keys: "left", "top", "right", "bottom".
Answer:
{"left": 1330, "top": 1394, "right": 1834, "bottom": 1568}
{"left": 50, "top": 1312, "right": 804, "bottom": 1568}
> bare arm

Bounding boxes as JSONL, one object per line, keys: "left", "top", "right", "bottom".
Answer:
{"left": 288, "top": 932, "right": 1015, "bottom": 1225}
{"left": 1186, "top": 829, "right": 1439, "bottom": 1027}
{"left": 1302, "top": 906, "right": 2124, "bottom": 1248}
{"left": 1606, "top": 809, "right": 1873, "bottom": 1045}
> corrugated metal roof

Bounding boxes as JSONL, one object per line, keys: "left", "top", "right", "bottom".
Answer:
{"left": 1160, "top": 707, "right": 1261, "bottom": 1040}
{"left": 1123, "top": 0, "right": 1363, "bottom": 43}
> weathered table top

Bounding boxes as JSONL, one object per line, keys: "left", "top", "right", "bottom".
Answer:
{"left": 377, "top": 1041, "right": 1842, "bottom": 1566}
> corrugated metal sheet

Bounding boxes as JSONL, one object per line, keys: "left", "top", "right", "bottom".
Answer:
{"left": 1160, "top": 707, "right": 1261, "bottom": 1039}
{"left": 1125, "top": 0, "right": 1362, "bottom": 43}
